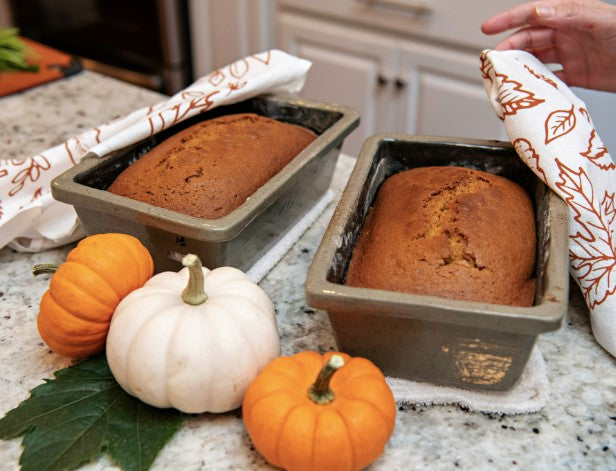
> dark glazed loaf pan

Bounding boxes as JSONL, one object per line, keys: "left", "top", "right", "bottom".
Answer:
{"left": 305, "top": 134, "right": 569, "bottom": 391}
{"left": 51, "top": 94, "right": 359, "bottom": 273}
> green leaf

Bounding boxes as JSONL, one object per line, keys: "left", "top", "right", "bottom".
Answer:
{"left": 0, "top": 356, "right": 183, "bottom": 471}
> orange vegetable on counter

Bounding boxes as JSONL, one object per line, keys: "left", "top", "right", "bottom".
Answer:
{"left": 35, "top": 233, "right": 153, "bottom": 358}
{"left": 242, "top": 351, "right": 396, "bottom": 471}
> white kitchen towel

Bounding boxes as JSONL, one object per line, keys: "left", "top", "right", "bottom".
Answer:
{"left": 388, "top": 347, "right": 549, "bottom": 415}
{"left": 480, "top": 50, "right": 616, "bottom": 358}
{"left": 0, "top": 49, "right": 312, "bottom": 252}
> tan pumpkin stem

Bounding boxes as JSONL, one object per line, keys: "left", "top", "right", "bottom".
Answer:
{"left": 181, "top": 254, "right": 208, "bottom": 305}
{"left": 307, "top": 355, "right": 345, "bottom": 405}
{"left": 32, "top": 264, "right": 59, "bottom": 276}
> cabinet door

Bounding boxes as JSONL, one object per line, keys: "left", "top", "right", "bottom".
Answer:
{"left": 189, "top": 0, "right": 274, "bottom": 77}
{"left": 278, "top": 12, "right": 397, "bottom": 156}
{"left": 397, "top": 40, "right": 508, "bottom": 141}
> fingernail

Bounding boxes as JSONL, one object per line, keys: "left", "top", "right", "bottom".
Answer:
{"left": 535, "top": 5, "right": 555, "bottom": 17}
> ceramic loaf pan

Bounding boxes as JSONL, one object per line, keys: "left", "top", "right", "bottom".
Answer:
{"left": 305, "top": 134, "right": 569, "bottom": 391}
{"left": 51, "top": 94, "right": 359, "bottom": 273}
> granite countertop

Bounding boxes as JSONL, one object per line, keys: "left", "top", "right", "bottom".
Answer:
{"left": 1, "top": 71, "right": 615, "bottom": 470}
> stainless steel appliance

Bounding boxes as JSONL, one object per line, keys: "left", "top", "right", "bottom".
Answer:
{"left": 8, "top": 0, "right": 192, "bottom": 94}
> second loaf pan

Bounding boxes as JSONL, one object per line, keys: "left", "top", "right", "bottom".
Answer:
{"left": 305, "top": 134, "right": 569, "bottom": 391}
{"left": 51, "top": 94, "right": 359, "bottom": 273}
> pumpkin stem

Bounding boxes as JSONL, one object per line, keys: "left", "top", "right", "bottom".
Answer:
{"left": 32, "top": 264, "right": 59, "bottom": 276}
{"left": 307, "top": 354, "right": 345, "bottom": 405}
{"left": 181, "top": 254, "right": 208, "bottom": 305}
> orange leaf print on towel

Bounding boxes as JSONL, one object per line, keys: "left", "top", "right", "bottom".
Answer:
{"left": 64, "top": 138, "right": 87, "bottom": 165}
{"left": 251, "top": 51, "right": 271, "bottom": 65}
{"left": 31, "top": 187, "right": 44, "bottom": 201}
{"left": 496, "top": 73, "right": 545, "bottom": 115}
{"left": 545, "top": 105, "right": 576, "bottom": 144}
{"left": 480, "top": 51, "right": 495, "bottom": 82}
{"left": 9, "top": 155, "right": 51, "bottom": 197}
{"left": 226, "top": 81, "right": 247, "bottom": 96}
{"left": 229, "top": 58, "right": 249, "bottom": 79}
{"left": 208, "top": 69, "right": 225, "bottom": 87}
{"left": 581, "top": 129, "right": 614, "bottom": 171}
{"left": 147, "top": 91, "right": 218, "bottom": 135}
{"left": 579, "top": 107, "right": 591, "bottom": 123}
{"left": 523, "top": 64, "right": 558, "bottom": 89}
{"left": 555, "top": 159, "right": 616, "bottom": 307}
{"left": 513, "top": 138, "right": 548, "bottom": 182}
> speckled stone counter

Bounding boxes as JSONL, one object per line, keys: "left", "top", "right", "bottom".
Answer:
{"left": 1, "top": 71, "right": 615, "bottom": 470}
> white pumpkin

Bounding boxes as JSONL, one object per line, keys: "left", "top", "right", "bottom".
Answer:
{"left": 106, "top": 254, "right": 280, "bottom": 413}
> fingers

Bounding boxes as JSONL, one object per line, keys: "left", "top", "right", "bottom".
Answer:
{"left": 552, "top": 69, "right": 566, "bottom": 84}
{"left": 483, "top": 0, "right": 613, "bottom": 35}
{"left": 532, "top": 46, "right": 561, "bottom": 64}
{"left": 493, "top": 26, "right": 557, "bottom": 51}
{"left": 481, "top": 2, "right": 544, "bottom": 34}
{"left": 531, "top": 1, "right": 615, "bottom": 33}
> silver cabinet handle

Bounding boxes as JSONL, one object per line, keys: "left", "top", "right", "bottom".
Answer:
{"left": 395, "top": 78, "right": 408, "bottom": 89}
{"left": 358, "top": 0, "right": 432, "bottom": 15}
{"left": 377, "top": 75, "right": 389, "bottom": 86}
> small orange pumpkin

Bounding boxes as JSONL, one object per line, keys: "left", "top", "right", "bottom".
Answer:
{"left": 242, "top": 351, "right": 396, "bottom": 471}
{"left": 36, "top": 233, "right": 154, "bottom": 358}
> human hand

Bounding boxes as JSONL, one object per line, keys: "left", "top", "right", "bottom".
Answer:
{"left": 481, "top": 0, "right": 616, "bottom": 92}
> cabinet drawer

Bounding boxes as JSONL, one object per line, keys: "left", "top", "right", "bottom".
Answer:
{"left": 277, "top": 0, "right": 519, "bottom": 50}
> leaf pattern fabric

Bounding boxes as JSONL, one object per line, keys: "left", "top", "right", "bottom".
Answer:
{"left": 481, "top": 50, "right": 616, "bottom": 357}
{"left": 0, "top": 50, "right": 311, "bottom": 252}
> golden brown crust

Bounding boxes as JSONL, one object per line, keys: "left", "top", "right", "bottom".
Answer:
{"left": 345, "top": 166, "right": 536, "bottom": 307}
{"left": 107, "top": 113, "right": 317, "bottom": 219}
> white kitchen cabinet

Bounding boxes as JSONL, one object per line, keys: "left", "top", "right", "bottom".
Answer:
{"left": 396, "top": 39, "right": 508, "bottom": 141}
{"left": 188, "top": 0, "right": 274, "bottom": 78}
{"left": 278, "top": 13, "right": 399, "bottom": 155}
{"left": 278, "top": 8, "right": 509, "bottom": 155}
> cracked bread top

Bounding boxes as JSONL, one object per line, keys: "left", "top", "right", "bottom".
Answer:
{"left": 107, "top": 113, "right": 317, "bottom": 219}
{"left": 345, "top": 166, "right": 537, "bottom": 307}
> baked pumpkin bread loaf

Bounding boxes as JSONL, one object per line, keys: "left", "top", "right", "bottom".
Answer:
{"left": 107, "top": 113, "right": 317, "bottom": 219}
{"left": 345, "top": 166, "right": 536, "bottom": 307}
